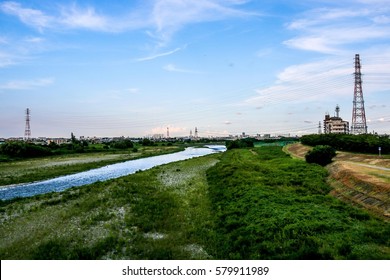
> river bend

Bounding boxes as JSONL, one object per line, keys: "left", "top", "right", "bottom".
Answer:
{"left": 0, "top": 146, "right": 226, "bottom": 200}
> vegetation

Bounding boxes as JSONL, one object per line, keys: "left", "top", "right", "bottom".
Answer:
{"left": 0, "top": 139, "right": 136, "bottom": 160}
{"left": 0, "top": 154, "right": 220, "bottom": 259}
{"left": 301, "top": 134, "right": 390, "bottom": 154}
{"left": 305, "top": 145, "right": 336, "bottom": 166}
{"left": 0, "top": 146, "right": 389, "bottom": 259}
{"left": 226, "top": 138, "right": 255, "bottom": 150}
{"left": 206, "top": 147, "right": 390, "bottom": 259}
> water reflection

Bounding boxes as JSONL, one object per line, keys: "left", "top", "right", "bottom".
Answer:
{"left": 0, "top": 146, "right": 226, "bottom": 200}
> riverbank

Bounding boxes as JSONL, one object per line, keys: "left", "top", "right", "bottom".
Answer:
{"left": 0, "top": 146, "right": 223, "bottom": 200}
{"left": 0, "top": 153, "right": 221, "bottom": 259}
{"left": 1, "top": 146, "right": 389, "bottom": 259}
{"left": 285, "top": 143, "right": 390, "bottom": 220}
{"left": 0, "top": 145, "right": 184, "bottom": 187}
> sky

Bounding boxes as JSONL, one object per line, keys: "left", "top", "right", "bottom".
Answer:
{"left": 0, "top": 0, "right": 389, "bottom": 138}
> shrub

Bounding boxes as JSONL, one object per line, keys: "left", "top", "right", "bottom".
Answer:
{"left": 226, "top": 138, "right": 255, "bottom": 150}
{"left": 305, "top": 145, "right": 336, "bottom": 166}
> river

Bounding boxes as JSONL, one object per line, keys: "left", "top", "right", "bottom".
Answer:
{"left": 0, "top": 145, "right": 226, "bottom": 200}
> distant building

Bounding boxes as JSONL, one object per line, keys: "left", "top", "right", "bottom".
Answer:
{"left": 324, "top": 105, "right": 349, "bottom": 134}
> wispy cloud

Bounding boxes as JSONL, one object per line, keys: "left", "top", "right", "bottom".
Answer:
{"left": 136, "top": 47, "right": 183, "bottom": 61}
{"left": 284, "top": 5, "right": 390, "bottom": 54}
{"left": 0, "top": 78, "right": 54, "bottom": 90}
{"left": 246, "top": 58, "right": 352, "bottom": 107}
{"left": 59, "top": 4, "right": 108, "bottom": 31}
{"left": 24, "top": 36, "right": 45, "bottom": 43}
{"left": 247, "top": 49, "right": 390, "bottom": 108}
{"left": 163, "top": 63, "right": 202, "bottom": 74}
{"left": 150, "top": 0, "right": 256, "bottom": 44}
{"left": 0, "top": 1, "right": 53, "bottom": 31}
{"left": 0, "top": 1, "right": 114, "bottom": 32}
{"left": 1, "top": 1, "right": 256, "bottom": 38}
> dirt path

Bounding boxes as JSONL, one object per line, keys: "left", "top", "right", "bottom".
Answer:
{"left": 346, "top": 161, "right": 390, "bottom": 172}
{"left": 285, "top": 143, "right": 390, "bottom": 220}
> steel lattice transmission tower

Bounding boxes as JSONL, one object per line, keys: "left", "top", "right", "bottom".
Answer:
{"left": 24, "top": 108, "right": 31, "bottom": 141}
{"left": 351, "top": 54, "right": 367, "bottom": 134}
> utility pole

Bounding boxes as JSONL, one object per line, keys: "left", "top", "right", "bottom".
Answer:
{"left": 351, "top": 54, "right": 367, "bottom": 134}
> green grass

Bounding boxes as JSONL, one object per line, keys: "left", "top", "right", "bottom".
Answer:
{"left": 206, "top": 147, "right": 390, "bottom": 259}
{"left": 1, "top": 146, "right": 389, "bottom": 259}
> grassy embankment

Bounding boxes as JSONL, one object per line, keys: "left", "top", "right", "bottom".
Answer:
{"left": 285, "top": 143, "right": 390, "bottom": 219}
{"left": 207, "top": 147, "right": 389, "bottom": 259}
{"left": 0, "top": 145, "right": 183, "bottom": 187}
{"left": 1, "top": 146, "right": 389, "bottom": 259}
{"left": 0, "top": 153, "right": 220, "bottom": 259}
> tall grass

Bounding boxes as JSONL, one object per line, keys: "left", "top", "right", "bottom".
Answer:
{"left": 206, "top": 147, "right": 390, "bottom": 259}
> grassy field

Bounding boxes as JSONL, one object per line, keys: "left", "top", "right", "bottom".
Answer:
{"left": 206, "top": 147, "right": 390, "bottom": 259}
{"left": 0, "top": 146, "right": 389, "bottom": 259}
{"left": 286, "top": 143, "right": 390, "bottom": 219}
{"left": 0, "top": 145, "right": 183, "bottom": 187}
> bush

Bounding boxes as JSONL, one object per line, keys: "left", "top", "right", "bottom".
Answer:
{"left": 110, "top": 139, "right": 134, "bottom": 149}
{"left": 0, "top": 141, "right": 51, "bottom": 158}
{"left": 226, "top": 138, "right": 255, "bottom": 150}
{"left": 305, "top": 145, "right": 336, "bottom": 166}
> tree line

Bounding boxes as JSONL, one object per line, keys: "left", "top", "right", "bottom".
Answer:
{"left": 0, "top": 138, "right": 136, "bottom": 160}
{"left": 300, "top": 134, "right": 389, "bottom": 154}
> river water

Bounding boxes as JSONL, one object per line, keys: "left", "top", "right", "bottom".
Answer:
{"left": 0, "top": 145, "right": 226, "bottom": 200}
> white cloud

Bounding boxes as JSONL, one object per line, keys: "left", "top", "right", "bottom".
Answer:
{"left": 284, "top": 5, "right": 390, "bottom": 54}
{"left": 150, "top": 0, "right": 255, "bottom": 43}
{"left": 1, "top": 0, "right": 256, "bottom": 41}
{"left": 59, "top": 5, "right": 108, "bottom": 31}
{"left": 136, "top": 47, "right": 183, "bottom": 61}
{"left": 284, "top": 36, "right": 339, "bottom": 55}
{"left": 24, "top": 37, "right": 45, "bottom": 43}
{"left": 0, "top": 78, "right": 54, "bottom": 90}
{"left": 0, "top": 1, "right": 53, "bottom": 31}
{"left": 0, "top": 1, "right": 115, "bottom": 32}
{"left": 163, "top": 63, "right": 202, "bottom": 73}
{"left": 247, "top": 48, "right": 390, "bottom": 110}
{"left": 246, "top": 58, "right": 353, "bottom": 107}
{"left": 373, "top": 15, "right": 390, "bottom": 24}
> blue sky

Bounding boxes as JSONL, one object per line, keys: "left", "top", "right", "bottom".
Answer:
{"left": 0, "top": 0, "right": 389, "bottom": 138}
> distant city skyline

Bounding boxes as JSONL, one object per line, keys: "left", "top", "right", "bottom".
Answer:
{"left": 1, "top": 0, "right": 389, "bottom": 138}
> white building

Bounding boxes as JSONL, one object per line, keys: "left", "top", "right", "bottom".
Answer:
{"left": 324, "top": 105, "right": 349, "bottom": 134}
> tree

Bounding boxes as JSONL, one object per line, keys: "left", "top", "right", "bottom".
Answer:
{"left": 305, "top": 145, "right": 336, "bottom": 166}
